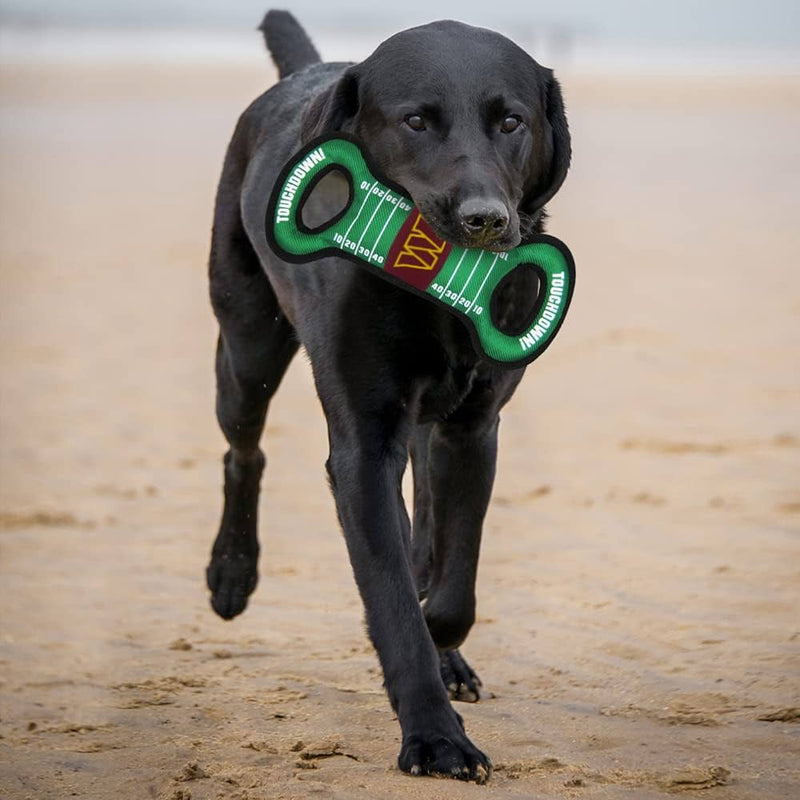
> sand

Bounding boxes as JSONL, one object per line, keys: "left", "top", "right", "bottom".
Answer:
{"left": 0, "top": 60, "right": 798, "bottom": 800}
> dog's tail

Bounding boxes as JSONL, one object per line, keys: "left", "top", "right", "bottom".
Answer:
{"left": 259, "top": 9, "right": 321, "bottom": 79}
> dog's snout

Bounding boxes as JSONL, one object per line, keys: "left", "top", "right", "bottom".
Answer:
{"left": 458, "top": 199, "right": 509, "bottom": 244}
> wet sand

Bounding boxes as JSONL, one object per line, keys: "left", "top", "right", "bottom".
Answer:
{"left": 0, "top": 61, "right": 799, "bottom": 799}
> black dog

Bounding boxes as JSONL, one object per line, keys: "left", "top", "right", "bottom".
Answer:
{"left": 207, "top": 10, "right": 570, "bottom": 782}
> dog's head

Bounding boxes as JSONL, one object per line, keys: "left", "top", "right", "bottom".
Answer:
{"left": 302, "top": 20, "right": 570, "bottom": 251}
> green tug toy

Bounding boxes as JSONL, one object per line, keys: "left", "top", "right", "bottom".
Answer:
{"left": 266, "top": 135, "right": 575, "bottom": 369}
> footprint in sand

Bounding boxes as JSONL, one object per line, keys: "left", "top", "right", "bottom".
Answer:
{"left": 0, "top": 510, "right": 93, "bottom": 529}
{"left": 112, "top": 676, "right": 208, "bottom": 709}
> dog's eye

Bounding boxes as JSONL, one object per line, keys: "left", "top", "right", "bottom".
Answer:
{"left": 500, "top": 115, "right": 522, "bottom": 133}
{"left": 404, "top": 114, "right": 426, "bottom": 132}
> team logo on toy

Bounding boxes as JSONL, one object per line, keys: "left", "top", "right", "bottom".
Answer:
{"left": 394, "top": 212, "right": 447, "bottom": 270}
{"left": 385, "top": 210, "right": 452, "bottom": 290}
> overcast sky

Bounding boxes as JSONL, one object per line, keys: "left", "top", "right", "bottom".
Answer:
{"left": 1, "top": 0, "right": 799, "bottom": 49}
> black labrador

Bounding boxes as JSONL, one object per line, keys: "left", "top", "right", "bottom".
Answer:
{"left": 206, "top": 9, "right": 570, "bottom": 782}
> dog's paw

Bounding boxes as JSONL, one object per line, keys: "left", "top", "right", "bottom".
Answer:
{"left": 440, "top": 649, "right": 482, "bottom": 702}
{"left": 398, "top": 724, "right": 491, "bottom": 784}
{"left": 206, "top": 551, "right": 258, "bottom": 620}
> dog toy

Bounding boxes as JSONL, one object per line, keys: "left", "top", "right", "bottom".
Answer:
{"left": 266, "top": 135, "right": 575, "bottom": 369}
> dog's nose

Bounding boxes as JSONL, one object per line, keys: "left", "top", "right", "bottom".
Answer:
{"left": 458, "top": 199, "right": 509, "bottom": 243}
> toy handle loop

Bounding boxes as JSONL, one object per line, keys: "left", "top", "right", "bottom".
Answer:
{"left": 269, "top": 139, "right": 369, "bottom": 259}
{"left": 471, "top": 241, "right": 572, "bottom": 366}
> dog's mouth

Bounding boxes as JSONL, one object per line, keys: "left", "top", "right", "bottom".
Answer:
{"left": 415, "top": 203, "right": 522, "bottom": 253}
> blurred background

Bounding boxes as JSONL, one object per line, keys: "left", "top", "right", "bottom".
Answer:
{"left": 1, "top": 3, "right": 798, "bottom": 800}
{"left": 2, "top": 0, "right": 800, "bottom": 72}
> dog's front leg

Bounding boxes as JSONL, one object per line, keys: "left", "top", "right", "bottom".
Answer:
{"left": 323, "top": 401, "right": 491, "bottom": 783}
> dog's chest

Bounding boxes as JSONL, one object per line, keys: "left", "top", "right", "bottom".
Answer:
{"left": 416, "top": 359, "right": 478, "bottom": 422}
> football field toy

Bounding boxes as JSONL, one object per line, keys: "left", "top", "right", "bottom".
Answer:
{"left": 266, "top": 135, "right": 575, "bottom": 369}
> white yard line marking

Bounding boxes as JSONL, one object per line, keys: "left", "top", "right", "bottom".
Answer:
{"left": 356, "top": 190, "right": 389, "bottom": 253}
{"left": 441, "top": 248, "right": 469, "bottom": 296}
{"left": 371, "top": 201, "right": 401, "bottom": 255}
{"left": 342, "top": 181, "right": 378, "bottom": 243}
{"left": 466, "top": 253, "right": 499, "bottom": 313}
{"left": 452, "top": 251, "right": 484, "bottom": 307}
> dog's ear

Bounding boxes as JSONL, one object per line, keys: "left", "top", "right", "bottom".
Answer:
{"left": 301, "top": 69, "right": 360, "bottom": 141}
{"left": 522, "top": 69, "right": 571, "bottom": 214}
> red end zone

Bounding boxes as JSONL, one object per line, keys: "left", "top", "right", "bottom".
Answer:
{"left": 384, "top": 209, "right": 452, "bottom": 290}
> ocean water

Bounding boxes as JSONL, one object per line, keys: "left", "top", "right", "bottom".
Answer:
{"left": 1, "top": 25, "right": 799, "bottom": 77}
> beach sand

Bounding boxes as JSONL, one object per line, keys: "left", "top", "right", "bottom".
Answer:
{"left": 0, "top": 60, "right": 798, "bottom": 799}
